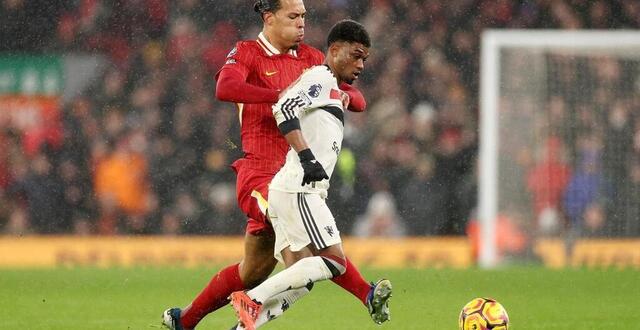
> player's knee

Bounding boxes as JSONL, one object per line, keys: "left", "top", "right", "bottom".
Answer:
{"left": 321, "top": 255, "right": 347, "bottom": 278}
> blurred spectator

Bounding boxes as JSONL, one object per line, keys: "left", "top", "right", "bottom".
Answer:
{"left": 172, "top": 190, "right": 202, "bottom": 234}
{"left": 581, "top": 203, "right": 607, "bottom": 237}
{"left": 9, "top": 151, "right": 67, "bottom": 233}
{"left": 466, "top": 210, "right": 529, "bottom": 261}
{"left": 58, "top": 158, "right": 95, "bottom": 232}
{"left": 94, "top": 135, "right": 151, "bottom": 230}
{"left": 149, "top": 135, "right": 183, "bottom": 206}
{"left": 526, "top": 137, "right": 572, "bottom": 225}
{"left": 563, "top": 137, "right": 609, "bottom": 237}
{"left": 602, "top": 101, "right": 634, "bottom": 232}
{"left": 353, "top": 191, "right": 406, "bottom": 237}
{"left": 617, "top": 159, "right": 640, "bottom": 236}
{"left": 1, "top": 0, "right": 639, "bottom": 238}
{"left": 5, "top": 207, "right": 30, "bottom": 236}
{"left": 399, "top": 155, "right": 447, "bottom": 235}
{"left": 0, "top": 0, "right": 68, "bottom": 51}
{"left": 160, "top": 209, "right": 181, "bottom": 236}
{"left": 0, "top": 133, "right": 12, "bottom": 190}
{"left": 433, "top": 126, "right": 477, "bottom": 235}
{"left": 204, "top": 183, "right": 244, "bottom": 235}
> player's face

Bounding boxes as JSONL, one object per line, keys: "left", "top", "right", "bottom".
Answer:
{"left": 269, "top": 0, "right": 306, "bottom": 50}
{"left": 333, "top": 42, "right": 369, "bottom": 85}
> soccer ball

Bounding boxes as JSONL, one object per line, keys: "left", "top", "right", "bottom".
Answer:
{"left": 459, "top": 297, "right": 509, "bottom": 330}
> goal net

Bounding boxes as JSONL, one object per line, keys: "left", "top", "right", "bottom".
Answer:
{"left": 479, "top": 30, "right": 640, "bottom": 268}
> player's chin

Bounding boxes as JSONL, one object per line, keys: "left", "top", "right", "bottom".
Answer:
{"left": 344, "top": 74, "right": 359, "bottom": 85}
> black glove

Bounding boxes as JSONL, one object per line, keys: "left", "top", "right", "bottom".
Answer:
{"left": 298, "top": 148, "right": 329, "bottom": 186}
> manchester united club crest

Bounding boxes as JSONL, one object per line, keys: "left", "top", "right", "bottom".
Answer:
{"left": 324, "top": 225, "right": 335, "bottom": 237}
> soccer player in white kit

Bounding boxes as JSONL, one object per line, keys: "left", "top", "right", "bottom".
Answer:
{"left": 229, "top": 20, "right": 391, "bottom": 330}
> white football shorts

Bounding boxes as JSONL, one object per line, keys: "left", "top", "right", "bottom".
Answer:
{"left": 268, "top": 190, "right": 342, "bottom": 263}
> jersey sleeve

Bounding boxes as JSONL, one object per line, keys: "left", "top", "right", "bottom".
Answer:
{"left": 214, "top": 41, "right": 281, "bottom": 103}
{"left": 215, "top": 41, "right": 254, "bottom": 80}
{"left": 272, "top": 67, "right": 338, "bottom": 135}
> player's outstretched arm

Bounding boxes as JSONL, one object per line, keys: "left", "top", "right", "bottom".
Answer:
{"left": 215, "top": 68, "right": 280, "bottom": 104}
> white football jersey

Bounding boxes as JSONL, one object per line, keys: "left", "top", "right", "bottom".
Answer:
{"left": 270, "top": 65, "right": 345, "bottom": 197}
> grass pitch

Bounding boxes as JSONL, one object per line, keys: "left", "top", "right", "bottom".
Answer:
{"left": 2, "top": 266, "right": 638, "bottom": 329}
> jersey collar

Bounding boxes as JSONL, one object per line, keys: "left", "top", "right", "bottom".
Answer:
{"left": 257, "top": 32, "right": 298, "bottom": 57}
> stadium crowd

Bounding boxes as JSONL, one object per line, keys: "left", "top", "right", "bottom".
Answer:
{"left": 1, "top": 0, "right": 639, "bottom": 239}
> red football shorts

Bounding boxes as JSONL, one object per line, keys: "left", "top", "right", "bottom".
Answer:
{"left": 233, "top": 164, "right": 274, "bottom": 235}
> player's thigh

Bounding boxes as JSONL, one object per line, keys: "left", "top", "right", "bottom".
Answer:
{"left": 270, "top": 190, "right": 341, "bottom": 260}
{"left": 318, "top": 243, "right": 345, "bottom": 261}
{"left": 269, "top": 190, "right": 314, "bottom": 263}
{"left": 236, "top": 168, "right": 273, "bottom": 235}
{"left": 239, "top": 230, "right": 277, "bottom": 287}
{"left": 280, "top": 245, "right": 314, "bottom": 268}
{"left": 280, "top": 243, "right": 344, "bottom": 269}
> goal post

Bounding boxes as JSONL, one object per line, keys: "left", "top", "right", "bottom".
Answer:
{"left": 479, "top": 30, "right": 640, "bottom": 268}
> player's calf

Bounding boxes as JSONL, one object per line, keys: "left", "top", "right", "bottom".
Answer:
{"left": 238, "top": 231, "right": 278, "bottom": 288}
{"left": 231, "top": 254, "right": 345, "bottom": 329}
{"left": 245, "top": 254, "right": 345, "bottom": 305}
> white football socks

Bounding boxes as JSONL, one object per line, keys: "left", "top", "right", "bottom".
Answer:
{"left": 247, "top": 256, "right": 335, "bottom": 304}
{"left": 235, "top": 286, "right": 311, "bottom": 329}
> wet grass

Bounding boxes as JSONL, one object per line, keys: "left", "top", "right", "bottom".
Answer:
{"left": 1, "top": 266, "right": 638, "bottom": 329}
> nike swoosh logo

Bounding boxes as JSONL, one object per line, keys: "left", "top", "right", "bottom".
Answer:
{"left": 265, "top": 71, "right": 278, "bottom": 76}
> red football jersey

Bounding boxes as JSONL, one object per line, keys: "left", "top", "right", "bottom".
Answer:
{"left": 218, "top": 33, "right": 324, "bottom": 174}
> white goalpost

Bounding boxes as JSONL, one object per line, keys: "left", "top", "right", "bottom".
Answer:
{"left": 479, "top": 30, "right": 640, "bottom": 268}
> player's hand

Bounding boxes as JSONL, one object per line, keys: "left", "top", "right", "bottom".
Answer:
{"left": 298, "top": 149, "right": 329, "bottom": 186}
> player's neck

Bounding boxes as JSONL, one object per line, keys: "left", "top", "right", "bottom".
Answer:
{"left": 325, "top": 62, "right": 343, "bottom": 85}
{"left": 262, "top": 31, "right": 289, "bottom": 55}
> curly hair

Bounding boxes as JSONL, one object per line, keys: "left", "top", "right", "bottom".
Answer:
{"left": 327, "top": 20, "right": 371, "bottom": 48}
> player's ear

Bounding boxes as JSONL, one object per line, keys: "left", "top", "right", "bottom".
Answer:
{"left": 328, "top": 43, "right": 340, "bottom": 59}
{"left": 263, "top": 11, "right": 276, "bottom": 25}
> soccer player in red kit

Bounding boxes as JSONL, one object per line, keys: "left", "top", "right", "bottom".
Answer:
{"left": 161, "top": 1, "right": 391, "bottom": 329}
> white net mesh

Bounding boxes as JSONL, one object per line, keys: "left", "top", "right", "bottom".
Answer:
{"left": 491, "top": 40, "right": 640, "bottom": 263}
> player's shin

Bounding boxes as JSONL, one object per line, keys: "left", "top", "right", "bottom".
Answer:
{"left": 331, "top": 257, "right": 372, "bottom": 305}
{"left": 247, "top": 256, "right": 345, "bottom": 304}
{"left": 180, "top": 263, "right": 245, "bottom": 328}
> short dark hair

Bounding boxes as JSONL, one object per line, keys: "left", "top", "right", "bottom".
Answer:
{"left": 254, "top": 0, "right": 282, "bottom": 15}
{"left": 327, "top": 20, "right": 371, "bottom": 48}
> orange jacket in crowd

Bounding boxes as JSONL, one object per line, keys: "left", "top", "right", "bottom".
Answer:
{"left": 94, "top": 148, "right": 149, "bottom": 215}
